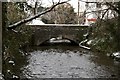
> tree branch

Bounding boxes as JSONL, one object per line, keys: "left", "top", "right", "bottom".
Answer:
{"left": 101, "top": 8, "right": 110, "bottom": 20}
{"left": 105, "top": 2, "right": 120, "bottom": 15}
{"left": 7, "top": 0, "right": 70, "bottom": 30}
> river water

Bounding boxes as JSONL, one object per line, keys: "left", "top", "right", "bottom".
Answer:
{"left": 20, "top": 45, "right": 120, "bottom": 79}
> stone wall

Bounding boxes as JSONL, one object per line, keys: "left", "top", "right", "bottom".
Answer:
{"left": 30, "top": 25, "right": 88, "bottom": 46}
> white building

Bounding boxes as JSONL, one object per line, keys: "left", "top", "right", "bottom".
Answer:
{"left": 83, "top": 1, "right": 116, "bottom": 25}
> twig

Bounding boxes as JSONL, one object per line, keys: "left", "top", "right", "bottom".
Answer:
{"left": 105, "top": 2, "right": 120, "bottom": 15}
{"left": 7, "top": 0, "right": 70, "bottom": 30}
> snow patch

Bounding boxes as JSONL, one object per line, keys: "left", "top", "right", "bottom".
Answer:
{"left": 8, "top": 60, "right": 14, "bottom": 64}
{"left": 0, "top": 73, "right": 3, "bottom": 80}
{"left": 112, "top": 52, "right": 120, "bottom": 58}
{"left": 28, "top": 18, "right": 45, "bottom": 25}
{"left": 12, "top": 75, "right": 19, "bottom": 78}
{"left": 87, "top": 40, "right": 93, "bottom": 45}
{"left": 79, "top": 44, "right": 91, "bottom": 50}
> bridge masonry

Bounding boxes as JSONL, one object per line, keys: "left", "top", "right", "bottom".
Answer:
{"left": 29, "top": 25, "right": 89, "bottom": 46}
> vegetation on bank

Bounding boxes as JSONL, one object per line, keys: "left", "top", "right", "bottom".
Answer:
{"left": 90, "top": 17, "right": 120, "bottom": 53}
{"left": 2, "top": 1, "right": 120, "bottom": 79}
{"left": 2, "top": 3, "right": 33, "bottom": 79}
{"left": 86, "top": 2, "right": 120, "bottom": 55}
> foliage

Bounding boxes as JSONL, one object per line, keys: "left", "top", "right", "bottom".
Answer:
{"left": 2, "top": 2, "right": 33, "bottom": 79}
{"left": 7, "top": 2, "right": 27, "bottom": 25}
{"left": 41, "top": 3, "right": 77, "bottom": 24}
{"left": 90, "top": 1, "right": 120, "bottom": 53}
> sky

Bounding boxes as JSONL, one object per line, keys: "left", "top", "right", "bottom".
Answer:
{"left": 40, "top": 0, "right": 86, "bottom": 12}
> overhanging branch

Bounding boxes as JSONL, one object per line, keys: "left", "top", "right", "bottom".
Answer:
{"left": 105, "top": 2, "right": 120, "bottom": 15}
{"left": 7, "top": 0, "right": 70, "bottom": 30}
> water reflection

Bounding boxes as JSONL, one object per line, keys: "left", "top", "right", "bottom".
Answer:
{"left": 21, "top": 45, "right": 120, "bottom": 78}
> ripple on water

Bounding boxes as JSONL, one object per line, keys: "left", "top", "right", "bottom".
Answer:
{"left": 21, "top": 47, "right": 120, "bottom": 78}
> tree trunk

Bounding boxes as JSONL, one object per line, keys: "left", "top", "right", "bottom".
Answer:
{"left": 34, "top": 2, "right": 38, "bottom": 15}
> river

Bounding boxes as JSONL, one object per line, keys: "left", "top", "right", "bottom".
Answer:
{"left": 20, "top": 45, "right": 120, "bottom": 79}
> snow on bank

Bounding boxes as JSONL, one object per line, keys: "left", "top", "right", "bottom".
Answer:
{"left": 112, "top": 52, "right": 120, "bottom": 59}
{"left": 0, "top": 72, "right": 4, "bottom": 80}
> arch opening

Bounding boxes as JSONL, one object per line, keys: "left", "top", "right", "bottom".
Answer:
{"left": 39, "top": 37, "right": 79, "bottom": 46}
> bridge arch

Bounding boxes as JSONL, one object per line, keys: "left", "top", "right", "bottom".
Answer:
{"left": 29, "top": 25, "right": 89, "bottom": 46}
{"left": 38, "top": 36, "right": 79, "bottom": 46}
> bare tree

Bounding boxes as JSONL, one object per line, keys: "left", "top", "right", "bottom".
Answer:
{"left": 8, "top": 0, "right": 120, "bottom": 30}
{"left": 8, "top": 0, "right": 71, "bottom": 30}
{"left": 80, "top": 0, "right": 119, "bottom": 20}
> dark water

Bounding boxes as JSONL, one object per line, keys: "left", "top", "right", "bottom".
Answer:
{"left": 20, "top": 45, "right": 120, "bottom": 78}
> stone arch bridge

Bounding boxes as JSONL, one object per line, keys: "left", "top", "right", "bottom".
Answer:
{"left": 29, "top": 24, "right": 89, "bottom": 46}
